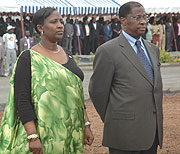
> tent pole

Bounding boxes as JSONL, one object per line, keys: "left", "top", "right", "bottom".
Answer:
{"left": 77, "top": 35, "right": 82, "bottom": 55}
{"left": 170, "top": 12, "right": 178, "bottom": 51}
{"left": 20, "top": 13, "right": 25, "bottom": 38}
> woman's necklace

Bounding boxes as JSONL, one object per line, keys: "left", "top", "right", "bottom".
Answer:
{"left": 39, "top": 43, "right": 60, "bottom": 54}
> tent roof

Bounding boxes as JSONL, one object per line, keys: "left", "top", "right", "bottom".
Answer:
{"left": 0, "top": 0, "right": 20, "bottom": 12}
{"left": 114, "top": 0, "right": 180, "bottom": 13}
{"left": 16, "top": 0, "right": 120, "bottom": 14}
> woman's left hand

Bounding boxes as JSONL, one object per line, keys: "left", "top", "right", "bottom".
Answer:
{"left": 84, "top": 126, "right": 94, "bottom": 145}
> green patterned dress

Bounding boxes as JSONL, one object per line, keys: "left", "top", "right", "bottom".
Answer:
{"left": 0, "top": 50, "right": 85, "bottom": 154}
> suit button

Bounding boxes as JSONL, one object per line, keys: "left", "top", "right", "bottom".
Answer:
{"left": 153, "top": 111, "right": 156, "bottom": 114}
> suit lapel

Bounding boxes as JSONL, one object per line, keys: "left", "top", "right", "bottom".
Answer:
{"left": 118, "top": 33, "right": 153, "bottom": 86}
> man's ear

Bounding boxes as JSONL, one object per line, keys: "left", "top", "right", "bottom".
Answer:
{"left": 119, "top": 17, "right": 126, "bottom": 26}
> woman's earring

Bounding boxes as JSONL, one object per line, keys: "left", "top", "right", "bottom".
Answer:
{"left": 41, "top": 31, "right": 44, "bottom": 35}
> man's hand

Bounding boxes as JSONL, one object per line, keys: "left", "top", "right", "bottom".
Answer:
{"left": 29, "top": 138, "right": 43, "bottom": 154}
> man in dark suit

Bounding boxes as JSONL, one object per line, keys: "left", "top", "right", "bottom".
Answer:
{"left": 73, "top": 19, "right": 84, "bottom": 54}
{"left": 82, "top": 19, "right": 91, "bottom": 55}
{"left": 165, "top": 17, "right": 173, "bottom": 51}
{"left": 89, "top": 17, "right": 100, "bottom": 53}
{"left": 89, "top": 1, "right": 163, "bottom": 154}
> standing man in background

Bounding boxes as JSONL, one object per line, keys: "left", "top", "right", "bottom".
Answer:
{"left": 3, "top": 25, "right": 17, "bottom": 77}
{"left": 158, "top": 18, "right": 166, "bottom": 50}
{"left": 111, "top": 16, "right": 121, "bottom": 39}
{"left": 19, "top": 30, "right": 34, "bottom": 54}
{"left": 165, "top": 17, "right": 173, "bottom": 52}
{"left": 89, "top": 1, "right": 163, "bottom": 154}
{"left": 89, "top": 17, "right": 100, "bottom": 53}
{"left": 64, "top": 17, "right": 74, "bottom": 52}
{"left": 0, "top": 36, "right": 5, "bottom": 76}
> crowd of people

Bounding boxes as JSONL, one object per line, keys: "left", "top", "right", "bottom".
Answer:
{"left": 0, "top": 11, "right": 180, "bottom": 56}
{"left": 144, "top": 15, "right": 180, "bottom": 52}
{"left": 0, "top": 11, "right": 180, "bottom": 77}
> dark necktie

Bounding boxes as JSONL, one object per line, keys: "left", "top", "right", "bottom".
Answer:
{"left": 135, "top": 40, "right": 154, "bottom": 83}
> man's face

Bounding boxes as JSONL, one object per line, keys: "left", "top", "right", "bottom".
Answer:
{"left": 8, "top": 29, "right": 14, "bottom": 34}
{"left": 121, "top": 6, "right": 147, "bottom": 39}
{"left": 25, "top": 31, "right": 30, "bottom": 37}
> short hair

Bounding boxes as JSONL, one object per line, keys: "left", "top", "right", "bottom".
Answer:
{"left": 149, "top": 17, "right": 154, "bottom": 24}
{"left": 32, "top": 7, "right": 56, "bottom": 33}
{"left": 119, "top": 1, "right": 143, "bottom": 18}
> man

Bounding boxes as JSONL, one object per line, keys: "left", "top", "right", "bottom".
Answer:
{"left": 0, "top": 36, "right": 5, "bottom": 76}
{"left": 103, "top": 18, "right": 112, "bottom": 43}
{"left": 2, "top": 25, "right": 17, "bottom": 77}
{"left": 32, "top": 31, "right": 41, "bottom": 46}
{"left": 165, "top": 17, "right": 173, "bottom": 52}
{"left": 82, "top": 18, "right": 91, "bottom": 55}
{"left": 111, "top": 16, "right": 121, "bottom": 39}
{"left": 19, "top": 30, "right": 34, "bottom": 53}
{"left": 73, "top": 19, "right": 84, "bottom": 54}
{"left": 64, "top": 17, "right": 74, "bottom": 52}
{"left": 89, "top": 2, "right": 163, "bottom": 154}
{"left": 89, "top": 17, "right": 100, "bottom": 53}
{"left": 158, "top": 18, "right": 166, "bottom": 50}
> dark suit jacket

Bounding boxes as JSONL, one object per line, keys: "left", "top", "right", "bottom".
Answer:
{"left": 73, "top": 23, "right": 84, "bottom": 40}
{"left": 103, "top": 24, "right": 112, "bottom": 42}
{"left": 89, "top": 22, "right": 100, "bottom": 41}
{"left": 89, "top": 33, "right": 163, "bottom": 151}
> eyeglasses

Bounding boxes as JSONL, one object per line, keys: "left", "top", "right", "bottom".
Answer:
{"left": 128, "top": 15, "right": 148, "bottom": 22}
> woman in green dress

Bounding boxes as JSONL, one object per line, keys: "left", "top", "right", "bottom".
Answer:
{"left": 0, "top": 7, "right": 94, "bottom": 154}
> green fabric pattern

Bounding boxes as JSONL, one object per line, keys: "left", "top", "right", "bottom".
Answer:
{"left": 0, "top": 49, "right": 85, "bottom": 154}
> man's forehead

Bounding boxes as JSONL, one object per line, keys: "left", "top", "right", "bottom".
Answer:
{"left": 129, "top": 7, "right": 146, "bottom": 15}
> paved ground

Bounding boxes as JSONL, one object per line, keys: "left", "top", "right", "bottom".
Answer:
{"left": 0, "top": 64, "right": 180, "bottom": 111}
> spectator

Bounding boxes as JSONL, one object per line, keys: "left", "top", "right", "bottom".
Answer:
{"left": 32, "top": 31, "right": 41, "bottom": 46}
{"left": 2, "top": 25, "right": 17, "bottom": 77}
{"left": 151, "top": 18, "right": 160, "bottom": 46}
{"left": 82, "top": 19, "right": 91, "bottom": 55}
{"left": 89, "top": 17, "right": 100, "bottom": 53}
{"left": 0, "top": 36, "right": 5, "bottom": 76}
{"left": 0, "top": 13, "right": 5, "bottom": 36}
{"left": 19, "top": 30, "right": 34, "bottom": 53}
{"left": 64, "top": 17, "right": 74, "bottom": 52}
{"left": 158, "top": 18, "right": 166, "bottom": 50}
{"left": 73, "top": 19, "right": 84, "bottom": 54}
{"left": 146, "top": 17, "right": 153, "bottom": 43}
{"left": 111, "top": 16, "right": 121, "bottom": 39}
{"left": 174, "top": 17, "right": 180, "bottom": 51}
{"left": 103, "top": 18, "right": 112, "bottom": 42}
{"left": 165, "top": 17, "right": 173, "bottom": 51}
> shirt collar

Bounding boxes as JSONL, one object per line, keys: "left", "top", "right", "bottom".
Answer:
{"left": 122, "top": 30, "right": 144, "bottom": 48}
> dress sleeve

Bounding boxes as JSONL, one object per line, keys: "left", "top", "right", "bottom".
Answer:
{"left": 14, "top": 51, "right": 37, "bottom": 124}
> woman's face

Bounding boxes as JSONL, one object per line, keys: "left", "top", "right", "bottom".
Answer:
{"left": 42, "top": 10, "right": 64, "bottom": 42}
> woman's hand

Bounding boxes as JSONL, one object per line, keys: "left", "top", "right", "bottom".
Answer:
{"left": 29, "top": 139, "right": 43, "bottom": 154}
{"left": 84, "top": 126, "right": 94, "bottom": 145}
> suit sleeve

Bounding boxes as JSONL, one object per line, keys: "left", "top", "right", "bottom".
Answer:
{"left": 89, "top": 45, "right": 114, "bottom": 122}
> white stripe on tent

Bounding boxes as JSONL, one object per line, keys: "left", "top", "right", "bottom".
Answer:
{"left": 16, "top": 0, "right": 120, "bottom": 14}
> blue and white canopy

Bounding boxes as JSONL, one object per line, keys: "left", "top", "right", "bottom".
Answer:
{"left": 16, "top": 0, "right": 120, "bottom": 15}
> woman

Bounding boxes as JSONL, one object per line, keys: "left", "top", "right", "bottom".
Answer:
{"left": 0, "top": 7, "right": 93, "bottom": 154}
{"left": 146, "top": 17, "right": 153, "bottom": 43}
{"left": 151, "top": 18, "right": 160, "bottom": 46}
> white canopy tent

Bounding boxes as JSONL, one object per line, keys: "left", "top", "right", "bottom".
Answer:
{"left": 0, "top": 0, "right": 20, "bottom": 12}
{"left": 114, "top": 0, "right": 180, "bottom": 13}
